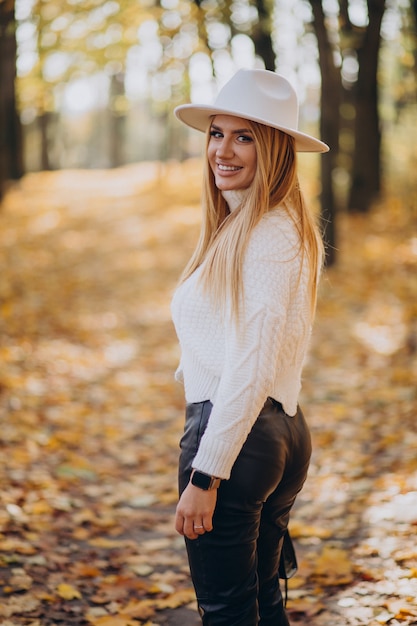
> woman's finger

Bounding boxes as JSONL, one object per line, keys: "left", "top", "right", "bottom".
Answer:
{"left": 193, "top": 522, "right": 205, "bottom": 535}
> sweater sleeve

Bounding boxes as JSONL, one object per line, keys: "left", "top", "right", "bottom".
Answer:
{"left": 191, "top": 214, "right": 306, "bottom": 479}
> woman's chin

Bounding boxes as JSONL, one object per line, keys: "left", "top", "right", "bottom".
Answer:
{"left": 215, "top": 178, "right": 241, "bottom": 191}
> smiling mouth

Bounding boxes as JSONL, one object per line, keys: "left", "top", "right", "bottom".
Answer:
{"left": 217, "top": 164, "right": 242, "bottom": 172}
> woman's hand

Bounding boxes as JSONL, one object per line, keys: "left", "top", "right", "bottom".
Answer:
{"left": 175, "top": 482, "right": 218, "bottom": 540}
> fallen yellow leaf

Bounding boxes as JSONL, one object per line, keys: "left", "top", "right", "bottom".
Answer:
{"left": 119, "top": 599, "right": 156, "bottom": 619}
{"left": 154, "top": 588, "right": 196, "bottom": 609}
{"left": 56, "top": 583, "right": 82, "bottom": 600}
{"left": 312, "top": 546, "right": 354, "bottom": 585}
{"left": 286, "top": 596, "right": 325, "bottom": 616}
{"left": 86, "top": 614, "right": 140, "bottom": 626}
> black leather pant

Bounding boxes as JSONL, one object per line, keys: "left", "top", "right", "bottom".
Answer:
{"left": 178, "top": 397, "right": 312, "bottom": 626}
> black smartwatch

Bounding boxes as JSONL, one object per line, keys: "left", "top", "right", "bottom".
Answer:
{"left": 191, "top": 470, "right": 221, "bottom": 491}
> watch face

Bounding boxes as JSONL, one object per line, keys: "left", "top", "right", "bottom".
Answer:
{"left": 192, "top": 472, "right": 211, "bottom": 490}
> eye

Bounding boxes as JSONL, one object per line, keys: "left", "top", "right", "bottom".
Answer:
{"left": 209, "top": 129, "right": 223, "bottom": 138}
{"left": 237, "top": 134, "right": 253, "bottom": 143}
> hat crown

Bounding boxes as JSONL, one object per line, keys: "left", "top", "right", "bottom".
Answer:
{"left": 213, "top": 69, "right": 299, "bottom": 131}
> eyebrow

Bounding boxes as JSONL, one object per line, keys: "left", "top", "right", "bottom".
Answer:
{"left": 210, "top": 123, "right": 253, "bottom": 134}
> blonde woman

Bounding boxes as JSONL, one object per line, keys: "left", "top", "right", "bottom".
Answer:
{"left": 172, "top": 69, "right": 329, "bottom": 626}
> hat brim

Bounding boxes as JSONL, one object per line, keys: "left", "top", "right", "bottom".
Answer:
{"left": 174, "top": 104, "right": 329, "bottom": 153}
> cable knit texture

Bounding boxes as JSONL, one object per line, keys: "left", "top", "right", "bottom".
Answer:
{"left": 171, "top": 203, "right": 314, "bottom": 480}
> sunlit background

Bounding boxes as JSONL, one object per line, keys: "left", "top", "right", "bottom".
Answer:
{"left": 14, "top": 0, "right": 416, "bottom": 170}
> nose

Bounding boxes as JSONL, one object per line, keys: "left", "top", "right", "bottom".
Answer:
{"left": 216, "top": 136, "right": 234, "bottom": 159}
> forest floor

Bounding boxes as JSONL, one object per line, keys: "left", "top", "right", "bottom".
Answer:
{"left": 0, "top": 160, "right": 416, "bottom": 626}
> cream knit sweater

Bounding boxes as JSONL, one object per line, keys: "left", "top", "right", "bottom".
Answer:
{"left": 171, "top": 191, "right": 314, "bottom": 480}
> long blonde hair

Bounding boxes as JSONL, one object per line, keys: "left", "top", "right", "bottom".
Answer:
{"left": 180, "top": 120, "right": 324, "bottom": 319}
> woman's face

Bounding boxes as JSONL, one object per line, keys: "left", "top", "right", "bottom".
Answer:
{"left": 208, "top": 115, "right": 257, "bottom": 191}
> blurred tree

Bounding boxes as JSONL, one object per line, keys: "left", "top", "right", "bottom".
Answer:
{"left": 0, "top": 0, "right": 23, "bottom": 200}
{"left": 191, "top": 0, "right": 275, "bottom": 71}
{"left": 348, "top": 0, "right": 386, "bottom": 212}
{"left": 307, "top": 0, "right": 386, "bottom": 221}
{"left": 308, "top": 0, "right": 341, "bottom": 265}
{"left": 251, "top": 0, "right": 275, "bottom": 70}
{"left": 109, "top": 72, "right": 126, "bottom": 167}
{"left": 411, "top": 0, "right": 417, "bottom": 76}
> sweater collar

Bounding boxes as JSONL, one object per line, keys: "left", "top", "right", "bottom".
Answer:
{"left": 221, "top": 188, "right": 250, "bottom": 212}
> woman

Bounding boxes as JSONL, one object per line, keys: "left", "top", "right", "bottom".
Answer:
{"left": 171, "top": 69, "right": 329, "bottom": 626}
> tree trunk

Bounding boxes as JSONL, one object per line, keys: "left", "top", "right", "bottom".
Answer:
{"left": 308, "top": 0, "right": 342, "bottom": 266}
{"left": 0, "top": 0, "right": 23, "bottom": 200}
{"left": 109, "top": 72, "right": 126, "bottom": 167}
{"left": 412, "top": 0, "right": 417, "bottom": 75}
{"left": 348, "top": 0, "right": 385, "bottom": 212}
{"left": 39, "top": 112, "right": 52, "bottom": 171}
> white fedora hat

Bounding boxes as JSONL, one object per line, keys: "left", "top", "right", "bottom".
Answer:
{"left": 174, "top": 69, "right": 329, "bottom": 153}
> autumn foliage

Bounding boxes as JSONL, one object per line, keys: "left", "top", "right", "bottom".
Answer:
{"left": 0, "top": 161, "right": 416, "bottom": 625}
